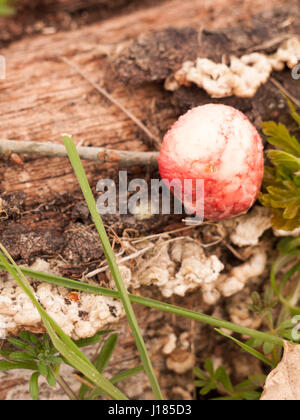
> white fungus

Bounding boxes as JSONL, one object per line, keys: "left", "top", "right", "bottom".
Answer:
{"left": 165, "top": 37, "right": 300, "bottom": 98}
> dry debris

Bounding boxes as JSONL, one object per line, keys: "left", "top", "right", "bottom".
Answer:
{"left": 166, "top": 348, "right": 195, "bottom": 374}
{"left": 261, "top": 342, "right": 300, "bottom": 400}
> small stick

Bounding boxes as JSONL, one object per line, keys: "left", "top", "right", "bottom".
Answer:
{"left": 0, "top": 139, "right": 159, "bottom": 168}
{"left": 61, "top": 57, "right": 161, "bottom": 150}
{"left": 270, "top": 77, "right": 300, "bottom": 109}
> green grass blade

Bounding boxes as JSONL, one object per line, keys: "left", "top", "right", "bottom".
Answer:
{"left": 215, "top": 329, "right": 276, "bottom": 368}
{"left": 0, "top": 262, "right": 283, "bottom": 346}
{"left": 95, "top": 334, "right": 118, "bottom": 374}
{"left": 63, "top": 136, "right": 163, "bottom": 400}
{"left": 75, "top": 330, "right": 113, "bottom": 348}
{"left": 0, "top": 245, "right": 127, "bottom": 401}
{"left": 111, "top": 366, "right": 144, "bottom": 385}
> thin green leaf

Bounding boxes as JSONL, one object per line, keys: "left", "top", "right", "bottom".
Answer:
{"left": 110, "top": 366, "right": 144, "bottom": 385}
{"left": 215, "top": 329, "right": 276, "bottom": 368}
{"left": 0, "top": 261, "right": 284, "bottom": 346}
{"left": 95, "top": 334, "right": 118, "bottom": 374}
{"left": 75, "top": 330, "right": 113, "bottom": 348}
{"left": 63, "top": 136, "right": 163, "bottom": 400}
{"left": 7, "top": 337, "right": 35, "bottom": 352}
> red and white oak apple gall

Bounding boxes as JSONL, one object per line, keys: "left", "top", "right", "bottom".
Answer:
{"left": 158, "top": 104, "right": 264, "bottom": 221}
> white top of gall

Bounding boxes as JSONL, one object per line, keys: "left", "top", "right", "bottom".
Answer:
{"left": 170, "top": 104, "right": 256, "bottom": 180}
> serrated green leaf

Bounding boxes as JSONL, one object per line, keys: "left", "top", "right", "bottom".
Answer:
{"left": 262, "top": 121, "right": 300, "bottom": 157}
{"left": 267, "top": 150, "right": 300, "bottom": 172}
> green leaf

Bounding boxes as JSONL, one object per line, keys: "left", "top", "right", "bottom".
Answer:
{"left": 95, "top": 334, "right": 118, "bottom": 374}
{"left": 248, "top": 375, "right": 266, "bottom": 388}
{"left": 63, "top": 136, "right": 163, "bottom": 400}
{"left": 110, "top": 366, "right": 144, "bottom": 385}
{"left": 200, "top": 384, "right": 216, "bottom": 396}
{"left": 7, "top": 337, "right": 35, "bottom": 352}
{"left": 263, "top": 342, "right": 274, "bottom": 355}
{"left": 0, "top": 360, "right": 38, "bottom": 371}
{"left": 46, "top": 368, "right": 57, "bottom": 387}
{"left": 286, "top": 96, "right": 300, "bottom": 128}
{"left": 29, "top": 372, "right": 40, "bottom": 401}
{"left": 75, "top": 330, "right": 114, "bottom": 348}
{"left": 215, "top": 329, "right": 276, "bottom": 368}
{"left": 261, "top": 107, "right": 300, "bottom": 230}
{"left": 193, "top": 367, "right": 208, "bottom": 380}
{"left": 204, "top": 359, "right": 214, "bottom": 376}
{"left": 0, "top": 349, "right": 12, "bottom": 357}
{"left": 262, "top": 121, "right": 300, "bottom": 157}
{"left": 38, "top": 361, "right": 48, "bottom": 377}
{"left": 240, "top": 391, "right": 261, "bottom": 401}
{"left": 215, "top": 366, "right": 234, "bottom": 393}
{"left": 9, "top": 352, "right": 35, "bottom": 362}
{"left": 267, "top": 150, "right": 300, "bottom": 172}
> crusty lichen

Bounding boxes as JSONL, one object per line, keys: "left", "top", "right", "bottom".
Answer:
{"left": 111, "top": 239, "right": 224, "bottom": 304}
{"left": 218, "top": 250, "right": 267, "bottom": 297}
{"left": 0, "top": 259, "right": 124, "bottom": 340}
{"left": 223, "top": 206, "right": 272, "bottom": 247}
{"left": 165, "top": 37, "right": 300, "bottom": 98}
